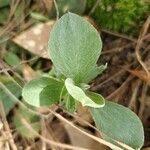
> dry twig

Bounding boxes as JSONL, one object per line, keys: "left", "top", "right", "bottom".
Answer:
{"left": 0, "top": 101, "right": 17, "bottom": 150}
{"left": 135, "top": 15, "right": 150, "bottom": 80}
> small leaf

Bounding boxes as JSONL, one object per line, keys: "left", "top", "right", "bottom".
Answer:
{"left": 90, "top": 101, "right": 144, "bottom": 149}
{"left": 4, "top": 51, "right": 21, "bottom": 67}
{"left": 85, "top": 64, "right": 107, "bottom": 82}
{"left": 0, "top": 7, "right": 9, "bottom": 24}
{"left": 48, "top": 12, "right": 102, "bottom": 83}
{"left": 86, "top": 91, "right": 105, "bottom": 106}
{"left": 65, "top": 94, "right": 77, "bottom": 112}
{"left": 0, "top": 0, "right": 9, "bottom": 8}
{"left": 40, "top": 84, "right": 63, "bottom": 106}
{"left": 0, "top": 77, "right": 21, "bottom": 114}
{"left": 30, "top": 12, "right": 49, "bottom": 22}
{"left": 65, "top": 78, "right": 105, "bottom": 108}
{"left": 80, "top": 83, "right": 90, "bottom": 90}
{"left": 22, "top": 77, "right": 64, "bottom": 107}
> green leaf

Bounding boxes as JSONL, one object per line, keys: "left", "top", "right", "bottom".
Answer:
{"left": 30, "top": 12, "right": 49, "bottom": 22}
{"left": 13, "top": 107, "right": 41, "bottom": 139}
{"left": 4, "top": 51, "right": 21, "bottom": 67}
{"left": 86, "top": 91, "right": 105, "bottom": 106}
{"left": 65, "top": 94, "right": 77, "bottom": 112}
{"left": 65, "top": 78, "right": 105, "bottom": 108}
{"left": 0, "top": 78, "right": 21, "bottom": 114}
{"left": 0, "top": 7, "right": 9, "bottom": 24}
{"left": 48, "top": 12, "right": 102, "bottom": 83}
{"left": 90, "top": 101, "right": 144, "bottom": 149}
{"left": 85, "top": 64, "right": 107, "bottom": 82}
{"left": 22, "top": 77, "right": 64, "bottom": 107}
{"left": 39, "top": 84, "right": 63, "bottom": 106}
{"left": 0, "top": 0, "right": 9, "bottom": 8}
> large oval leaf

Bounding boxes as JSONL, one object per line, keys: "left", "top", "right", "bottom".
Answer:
{"left": 90, "top": 101, "right": 144, "bottom": 149}
{"left": 65, "top": 78, "right": 105, "bottom": 108}
{"left": 48, "top": 12, "right": 102, "bottom": 83}
{"left": 22, "top": 77, "right": 63, "bottom": 107}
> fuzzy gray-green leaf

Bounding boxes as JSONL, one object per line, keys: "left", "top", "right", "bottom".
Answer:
{"left": 22, "top": 77, "right": 63, "bottom": 107}
{"left": 48, "top": 12, "right": 102, "bottom": 83}
{"left": 90, "top": 101, "right": 144, "bottom": 149}
{"left": 65, "top": 78, "right": 105, "bottom": 108}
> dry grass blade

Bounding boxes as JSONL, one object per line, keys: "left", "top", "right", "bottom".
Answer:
{"left": 106, "top": 75, "right": 133, "bottom": 100}
{"left": 126, "top": 69, "right": 150, "bottom": 85}
{"left": 53, "top": 0, "right": 59, "bottom": 20}
{"left": 0, "top": 101, "right": 17, "bottom": 150}
{"left": 128, "top": 80, "right": 142, "bottom": 111}
{"left": 101, "top": 29, "right": 137, "bottom": 42}
{"left": 7, "top": 0, "right": 20, "bottom": 22}
{"left": 88, "top": 0, "right": 101, "bottom": 15}
{"left": 135, "top": 15, "right": 150, "bottom": 80}
{"left": 0, "top": 0, "right": 37, "bottom": 43}
{"left": 138, "top": 83, "right": 149, "bottom": 119}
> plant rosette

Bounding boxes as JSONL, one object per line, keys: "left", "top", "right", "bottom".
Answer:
{"left": 22, "top": 13, "right": 144, "bottom": 149}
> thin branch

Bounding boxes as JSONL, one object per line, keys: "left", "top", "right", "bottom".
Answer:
{"left": 89, "top": 0, "right": 101, "bottom": 16}
{"left": 53, "top": 0, "right": 59, "bottom": 20}
{"left": 135, "top": 15, "right": 150, "bottom": 79}
{"left": 0, "top": 101, "right": 17, "bottom": 150}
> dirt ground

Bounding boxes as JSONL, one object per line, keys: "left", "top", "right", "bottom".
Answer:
{"left": 0, "top": 1, "right": 150, "bottom": 150}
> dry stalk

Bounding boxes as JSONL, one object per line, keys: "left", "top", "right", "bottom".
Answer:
{"left": 0, "top": 101, "right": 17, "bottom": 150}
{"left": 135, "top": 15, "right": 150, "bottom": 80}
